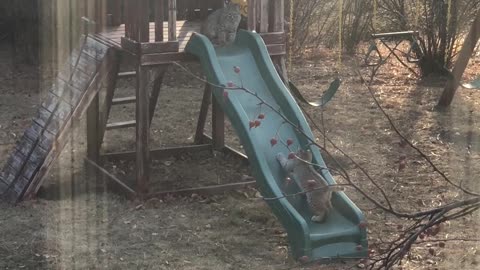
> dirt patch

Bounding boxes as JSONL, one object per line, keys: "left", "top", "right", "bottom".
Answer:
{"left": 1, "top": 39, "right": 479, "bottom": 269}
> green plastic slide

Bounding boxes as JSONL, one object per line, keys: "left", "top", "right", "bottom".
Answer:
{"left": 185, "top": 30, "right": 367, "bottom": 262}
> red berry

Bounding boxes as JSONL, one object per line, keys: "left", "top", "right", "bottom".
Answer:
{"left": 358, "top": 221, "right": 367, "bottom": 229}
{"left": 438, "top": 242, "right": 445, "bottom": 248}
{"left": 270, "top": 138, "right": 278, "bottom": 146}
{"left": 254, "top": 120, "right": 261, "bottom": 127}
{"left": 227, "top": 81, "right": 235, "bottom": 88}
{"left": 288, "top": 152, "right": 296, "bottom": 159}
{"left": 286, "top": 138, "right": 294, "bottom": 146}
{"left": 258, "top": 113, "right": 265, "bottom": 119}
{"left": 419, "top": 233, "right": 426, "bottom": 240}
{"left": 223, "top": 91, "right": 229, "bottom": 99}
{"left": 356, "top": 245, "right": 363, "bottom": 251}
{"left": 233, "top": 66, "right": 241, "bottom": 74}
{"left": 249, "top": 121, "right": 255, "bottom": 129}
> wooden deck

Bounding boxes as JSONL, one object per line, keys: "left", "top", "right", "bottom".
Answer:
{"left": 99, "top": 20, "right": 286, "bottom": 65}
{"left": 101, "top": 20, "right": 202, "bottom": 51}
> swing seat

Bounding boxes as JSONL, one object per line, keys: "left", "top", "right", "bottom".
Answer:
{"left": 462, "top": 77, "right": 480, "bottom": 89}
{"left": 288, "top": 79, "right": 341, "bottom": 107}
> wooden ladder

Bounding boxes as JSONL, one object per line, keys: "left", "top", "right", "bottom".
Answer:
{"left": 89, "top": 64, "right": 168, "bottom": 156}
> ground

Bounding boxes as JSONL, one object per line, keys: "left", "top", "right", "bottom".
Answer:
{"left": 0, "top": 38, "right": 479, "bottom": 270}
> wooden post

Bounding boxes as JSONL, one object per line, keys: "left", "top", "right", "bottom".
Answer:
{"left": 125, "top": 0, "right": 133, "bottom": 39}
{"left": 258, "top": 0, "right": 269, "bottom": 33}
{"left": 271, "top": 0, "right": 289, "bottom": 83}
{"left": 194, "top": 84, "right": 212, "bottom": 144}
{"left": 107, "top": 0, "right": 122, "bottom": 26}
{"left": 438, "top": 12, "right": 480, "bottom": 108}
{"left": 168, "top": 0, "right": 177, "bottom": 41}
{"left": 138, "top": 0, "right": 150, "bottom": 42}
{"left": 212, "top": 93, "right": 225, "bottom": 150}
{"left": 87, "top": 95, "right": 100, "bottom": 165}
{"left": 155, "top": 0, "right": 165, "bottom": 41}
{"left": 248, "top": 0, "right": 256, "bottom": 31}
{"left": 136, "top": 66, "right": 151, "bottom": 196}
{"left": 271, "top": 0, "right": 284, "bottom": 32}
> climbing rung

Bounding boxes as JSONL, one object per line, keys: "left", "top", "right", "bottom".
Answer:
{"left": 118, "top": 71, "right": 136, "bottom": 78}
{"left": 112, "top": 96, "right": 136, "bottom": 105}
{"left": 106, "top": 120, "right": 136, "bottom": 130}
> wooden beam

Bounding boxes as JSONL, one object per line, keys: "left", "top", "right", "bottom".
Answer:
{"left": 85, "top": 158, "right": 136, "bottom": 195}
{"left": 98, "top": 50, "right": 121, "bottom": 146}
{"left": 194, "top": 84, "right": 212, "bottom": 144}
{"left": 139, "top": 46, "right": 285, "bottom": 66}
{"left": 438, "top": 12, "right": 480, "bottom": 108}
{"left": 101, "top": 144, "right": 213, "bottom": 161}
{"left": 147, "top": 181, "right": 256, "bottom": 198}
{"left": 149, "top": 66, "right": 169, "bottom": 124}
{"left": 135, "top": 65, "right": 151, "bottom": 196}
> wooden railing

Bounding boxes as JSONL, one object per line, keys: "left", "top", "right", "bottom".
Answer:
{"left": 108, "top": 0, "right": 284, "bottom": 45}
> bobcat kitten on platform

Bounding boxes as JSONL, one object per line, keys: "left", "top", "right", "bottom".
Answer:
{"left": 201, "top": 3, "right": 242, "bottom": 46}
{"left": 277, "top": 149, "right": 343, "bottom": 223}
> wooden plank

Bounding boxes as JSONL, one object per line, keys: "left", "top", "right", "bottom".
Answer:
{"left": 211, "top": 93, "right": 224, "bottom": 150}
{"left": 84, "top": 158, "right": 136, "bottom": 195}
{"left": 438, "top": 11, "right": 480, "bottom": 107}
{"left": 260, "top": 32, "right": 286, "bottom": 44}
{"left": 258, "top": 0, "right": 269, "bottom": 33}
{"left": 22, "top": 48, "right": 118, "bottom": 200}
{"left": 106, "top": 120, "right": 136, "bottom": 130}
{"left": 194, "top": 84, "right": 212, "bottom": 144}
{"left": 140, "top": 52, "right": 197, "bottom": 65}
{"left": 140, "top": 41, "right": 179, "bottom": 54}
{"left": 147, "top": 181, "right": 256, "bottom": 198}
{"left": 155, "top": 0, "right": 165, "bottom": 41}
{"left": 271, "top": 0, "right": 284, "bottom": 33}
{"left": 112, "top": 96, "right": 136, "bottom": 105}
{"left": 101, "top": 144, "right": 213, "bottom": 161}
{"left": 136, "top": 66, "right": 151, "bottom": 196}
{"left": 248, "top": 0, "right": 256, "bottom": 31}
{"left": 266, "top": 44, "right": 286, "bottom": 56}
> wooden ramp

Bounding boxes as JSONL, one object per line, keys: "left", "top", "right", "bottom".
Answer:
{"left": 0, "top": 35, "right": 118, "bottom": 203}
